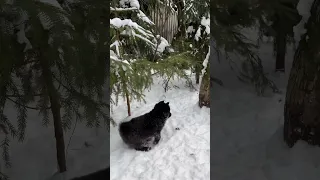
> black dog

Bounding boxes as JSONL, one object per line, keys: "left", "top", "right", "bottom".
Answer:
{"left": 119, "top": 101, "right": 171, "bottom": 151}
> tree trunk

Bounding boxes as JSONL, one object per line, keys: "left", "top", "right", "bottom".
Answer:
{"left": 195, "top": 61, "right": 202, "bottom": 84}
{"left": 125, "top": 90, "right": 131, "bottom": 116}
{"left": 275, "top": 31, "right": 286, "bottom": 72}
{"left": 40, "top": 56, "right": 67, "bottom": 172}
{"left": 284, "top": 0, "right": 320, "bottom": 148}
{"left": 196, "top": 69, "right": 200, "bottom": 84}
{"left": 199, "top": 68, "right": 210, "bottom": 108}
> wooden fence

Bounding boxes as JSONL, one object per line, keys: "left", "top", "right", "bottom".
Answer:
{"left": 149, "top": 2, "right": 178, "bottom": 44}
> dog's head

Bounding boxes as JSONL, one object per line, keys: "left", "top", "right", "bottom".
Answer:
{"left": 153, "top": 101, "right": 171, "bottom": 119}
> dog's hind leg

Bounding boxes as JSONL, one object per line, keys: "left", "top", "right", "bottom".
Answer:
{"left": 154, "top": 133, "right": 161, "bottom": 145}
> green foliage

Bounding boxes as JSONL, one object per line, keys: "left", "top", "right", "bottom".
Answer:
{"left": 110, "top": 0, "right": 197, "bottom": 116}
{"left": 0, "top": 0, "right": 111, "bottom": 177}
{"left": 111, "top": 51, "right": 195, "bottom": 105}
{"left": 211, "top": 0, "right": 286, "bottom": 94}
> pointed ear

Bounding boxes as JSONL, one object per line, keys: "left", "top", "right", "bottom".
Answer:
{"left": 166, "top": 102, "right": 169, "bottom": 105}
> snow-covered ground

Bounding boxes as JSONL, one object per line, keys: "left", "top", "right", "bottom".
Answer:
{"left": 211, "top": 1, "right": 320, "bottom": 177}
{"left": 1, "top": 98, "right": 110, "bottom": 180}
{"left": 110, "top": 76, "right": 210, "bottom": 180}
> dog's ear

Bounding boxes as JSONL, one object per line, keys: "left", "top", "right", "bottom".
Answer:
{"left": 166, "top": 102, "right": 169, "bottom": 105}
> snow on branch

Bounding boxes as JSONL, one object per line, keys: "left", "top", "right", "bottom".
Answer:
{"left": 137, "top": 10, "right": 154, "bottom": 25}
{"left": 110, "top": 7, "right": 138, "bottom": 11}
{"left": 110, "top": 18, "right": 157, "bottom": 47}
{"left": 195, "top": 16, "right": 210, "bottom": 41}
{"left": 201, "top": 46, "right": 210, "bottom": 76}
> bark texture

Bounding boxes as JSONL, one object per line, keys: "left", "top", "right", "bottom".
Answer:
{"left": 199, "top": 70, "right": 210, "bottom": 108}
{"left": 284, "top": 0, "right": 320, "bottom": 147}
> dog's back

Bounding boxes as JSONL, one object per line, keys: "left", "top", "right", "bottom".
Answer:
{"left": 119, "top": 114, "right": 147, "bottom": 147}
{"left": 118, "top": 101, "right": 171, "bottom": 151}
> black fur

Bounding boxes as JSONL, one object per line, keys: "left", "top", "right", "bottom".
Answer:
{"left": 70, "top": 167, "right": 109, "bottom": 180}
{"left": 119, "top": 101, "right": 171, "bottom": 151}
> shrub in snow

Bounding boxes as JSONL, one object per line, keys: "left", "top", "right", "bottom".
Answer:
{"left": 110, "top": 0, "right": 193, "bottom": 116}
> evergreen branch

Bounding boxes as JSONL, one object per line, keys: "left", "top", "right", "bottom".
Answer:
{"left": 52, "top": 74, "right": 112, "bottom": 125}
{"left": 0, "top": 124, "right": 8, "bottom": 135}
{"left": 0, "top": 136, "right": 11, "bottom": 168}
{"left": 52, "top": 73, "right": 110, "bottom": 109}
{"left": 0, "top": 171, "right": 8, "bottom": 180}
{"left": 14, "top": 98, "right": 27, "bottom": 141}
{"left": 6, "top": 97, "right": 50, "bottom": 110}
{"left": 40, "top": 106, "right": 50, "bottom": 127}
{"left": 15, "top": 60, "right": 39, "bottom": 68}
{"left": 0, "top": 113, "right": 17, "bottom": 138}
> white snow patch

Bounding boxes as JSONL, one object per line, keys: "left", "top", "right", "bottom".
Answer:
{"left": 110, "top": 74, "right": 210, "bottom": 180}
{"left": 201, "top": 46, "right": 210, "bottom": 76}
{"left": 137, "top": 10, "right": 154, "bottom": 25}
{"left": 119, "top": 0, "right": 140, "bottom": 9}
{"left": 212, "top": 2, "right": 320, "bottom": 177}
{"left": 186, "top": 26, "right": 195, "bottom": 34}
{"left": 201, "top": 16, "right": 210, "bottom": 35}
{"left": 1, "top": 102, "right": 110, "bottom": 180}
{"left": 156, "top": 35, "right": 170, "bottom": 53}
{"left": 293, "top": 0, "right": 313, "bottom": 42}
{"left": 195, "top": 28, "right": 201, "bottom": 41}
{"left": 38, "top": 0, "right": 62, "bottom": 9}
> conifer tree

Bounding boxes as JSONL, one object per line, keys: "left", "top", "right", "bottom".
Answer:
{"left": 110, "top": 0, "right": 195, "bottom": 116}
{"left": 180, "top": 0, "right": 210, "bottom": 107}
{"left": 284, "top": 0, "right": 320, "bottom": 147}
{"left": 212, "top": 0, "right": 279, "bottom": 95}
{"left": 0, "top": 0, "right": 110, "bottom": 176}
{"left": 254, "top": 0, "right": 301, "bottom": 72}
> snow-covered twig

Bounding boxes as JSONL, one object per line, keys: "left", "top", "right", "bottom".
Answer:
{"left": 201, "top": 46, "right": 210, "bottom": 76}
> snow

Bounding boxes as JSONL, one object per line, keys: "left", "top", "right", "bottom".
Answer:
{"left": 293, "top": 0, "right": 313, "bottom": 42}
{"left": 110, "top": 18, "right": 125, "bottom": 29}
{"left": 201, "top": 46, "right": 210, "bottom": 76}
{"left": 120, "top": 0, "right": 140, "bottom": 9}
{"left": 110, "top": 17, "right": 155, "bottom": 46}
{"left": 110, "top": 7, "right": 138, "bottom": 11}
{"left": 38, "top": 0, "right": 63, "bottom": 9}
{"left": 201, "top": 16, "right": 210, "bottom": 35}
{"left": 129, "top": 0, "right": 140, "bottom": 9}
{"left": 156, "top": 35, "right": 170, "bottom": 53}
{"left": 110, "top": 74, "right": 210, "bottom": 180}
{"left": 211, "top": 1, "right": 320, "bottom": 179}
{"left": 0, "top": 100, "right": 110, "bottom": 180}
{"left": 195, "top": 28, "right": 201, "bottom": 41}
{"left": 186, "top": 26, "right": 195, "bottom": 34}
{"left": 110, "top": 40, "right": 121, "bottom": 57}
{"left": 137, "top": 10, "right": 155, "bottom": 25}
{"left": 110, "top": 18, "right": 154, "bottom": 41}
{"left": 212, "top": 40, "right": 320, "bottom": 179}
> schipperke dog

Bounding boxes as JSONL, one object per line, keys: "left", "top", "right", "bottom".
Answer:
{"left": 119, "top": 101, "right": 171, "bottom": 151}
